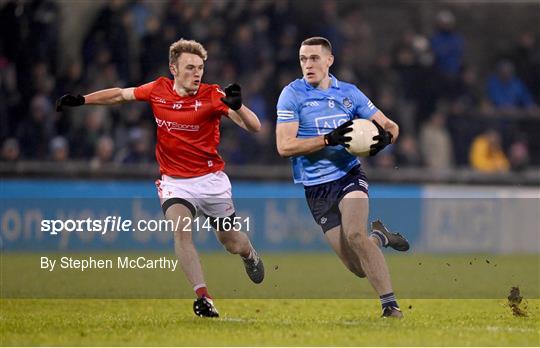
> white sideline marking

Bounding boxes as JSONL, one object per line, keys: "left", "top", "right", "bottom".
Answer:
{"left": 485, "top": 326, "right": 536, "bottom": 333}
{"left": 218, "top": 318, "right": 535, "bottom": 331}
{"left": 219, "top": 317, "right": 364, "bottom": 326}
{"left": 218, "top": 317, "right": 253, "bottom": 323}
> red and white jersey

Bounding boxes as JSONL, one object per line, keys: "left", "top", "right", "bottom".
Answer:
{"left": 134, "top": 77, "right": 229, "bottom": 178}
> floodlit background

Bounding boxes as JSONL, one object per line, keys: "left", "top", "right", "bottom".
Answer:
{"left": 1, "top": 0, "right": 540, "bottom": 176}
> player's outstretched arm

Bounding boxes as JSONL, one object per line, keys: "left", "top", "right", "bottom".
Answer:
{"left": 221, "top": 83, "right": 261, "bottom": 133}
{"left": 56, "top": 87, "right": 136, "bottom": 112}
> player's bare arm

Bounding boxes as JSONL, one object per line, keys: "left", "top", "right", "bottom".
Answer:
{"left": 220, "top": 83, "right": 261, "bottom": 133}
{"left": 370, "top": 110, "right": 399, "bottom": 143}
{"left": 276, "top": 121, "right": 325, "bottom": 157}
{"left": 85, "top": 87, "right": 136, "bottom": 105}
{"left": 55, "top": 87, "right": 136, "bottom": 111}
{"left": 228, "top": 106, "right": 262, "bottom": 133}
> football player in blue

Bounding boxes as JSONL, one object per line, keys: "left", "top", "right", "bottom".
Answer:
{"left": 276, "top": 37, "right": 409, "bottom": 318}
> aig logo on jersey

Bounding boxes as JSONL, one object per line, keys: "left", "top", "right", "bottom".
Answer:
{"left": 314, "top": 115, "right": 349, "bottom": 135}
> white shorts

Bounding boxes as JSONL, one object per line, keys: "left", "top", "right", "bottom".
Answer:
{"left": 156, "top": 171, "right": 235, "bottom": 218}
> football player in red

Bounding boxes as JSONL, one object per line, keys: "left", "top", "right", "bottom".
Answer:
{"left": 56, "top": 39, "right": 264, "bottom": 317}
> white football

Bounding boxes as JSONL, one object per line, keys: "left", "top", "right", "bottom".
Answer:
{"left": 345, "top": 119, "right": 379, "bottom": 157}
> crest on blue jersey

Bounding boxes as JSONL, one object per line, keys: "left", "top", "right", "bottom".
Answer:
{"left": 343, "top": 97, "right": 353, "bottom": 109}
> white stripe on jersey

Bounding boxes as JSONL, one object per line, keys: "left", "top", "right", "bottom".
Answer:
{"left": 358, "top": 180, "right": 369, "bottom": 191}
{"left": 277, "top": 110, "right": 295, "bottom": 120}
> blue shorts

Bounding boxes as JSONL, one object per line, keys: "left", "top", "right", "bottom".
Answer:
{"left": 304, "top": 165, "right": 369, "bottom": 233}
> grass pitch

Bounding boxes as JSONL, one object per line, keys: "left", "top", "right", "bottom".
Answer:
{"left": 1, "top": 299, "right": 538, "bottom": 346}
{"left": 1, "top": 252, "right": 539, "bottom": 346}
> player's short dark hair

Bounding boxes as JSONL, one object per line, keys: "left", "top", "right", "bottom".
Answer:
{"left": 301, "top": 37, "right": 332, "bottom": 53}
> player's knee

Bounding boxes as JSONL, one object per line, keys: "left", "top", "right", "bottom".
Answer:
{"left": 344, "top": 229, "right": 369, "bottom": 248}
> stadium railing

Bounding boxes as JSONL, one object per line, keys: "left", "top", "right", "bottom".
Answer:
{"left": 1, "top": 161, "right": 539, "bottom": 186}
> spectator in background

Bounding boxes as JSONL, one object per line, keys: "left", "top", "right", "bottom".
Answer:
{"left": 128, "top": 0, "right": 152, "bottom": 38}
{"left": 49, "top": 136, "right": 69, "bottom": 162}
{"left": 430, "top": 10, "right": 464, "bottom": 106}
{"left": 452, "top": 65, "right": 486, "bottom": 114}
{"left": 469, "top": 129, "right": 509, "bottom": 173}
{"left": 430, "top": 10, "right": 464, "bottom": 78}
{"left": 3, "top": 1, "right": 540, "bottom": 168}
{"left": 31, "top": 62, "right": 55, "bottom": 97}
{"left": 395, "top": 134, "right": 422, "bottom": 167}
{"left": 0, "top": 52, "right": 21, "bottom": 140}
{"left": 117, "top": 128, "right": 153, "bottom": 164}
{"left": 55, "top": 62, "right": 84, "bottom": 98}
{"left": 419, "top": 112, "right": 454, "bottom": 170}
{"left": 486, "top": 60, "right": 535, "bottom": 110}
{"left": 90, "top": 135, "right": 115, "bottom": 169}
{"left": 139, "top": 16, "right": 169, "bottom": 80}
{"left": 1, "top": 138, "right": 20, "bottom": 161}
{"left": 83, "top": 0, "right": 132, "bottom": 82}
{"left": 430, "top": 10, "right": 464, "bottom": 101}
{"left": 394, "top": 30, "right": 437, "bottom": 124}
{"left": 17, "top": 95, "right": 56, "bottom": 159}
{"left": 70, "top": 107, "right": 109, "bottom": 158}
{"left": 508, "top": 140, "right": 530, "bottom": 172}
{"left": 509, "top": 31, "right": 540, "bottom": 104}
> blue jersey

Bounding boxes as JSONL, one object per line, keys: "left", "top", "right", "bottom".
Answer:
{"left": 276, "top": 75, "right": 378, "bottom": 186}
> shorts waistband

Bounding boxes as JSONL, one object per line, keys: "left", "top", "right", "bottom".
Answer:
{"left": 303, "top": 164, "right": 361, "bottom": 189}
{"left": 162, "top": 171, "right": 223, "bottom": 183}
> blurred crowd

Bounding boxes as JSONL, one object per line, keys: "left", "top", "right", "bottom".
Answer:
{"left": 1, "top": 0, "right": 539, "bottom": 173}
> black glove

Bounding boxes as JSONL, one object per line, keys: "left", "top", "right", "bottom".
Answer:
{"left": 324, "top": 120, "right": 353, "bottom": 147}
{"left": 56, "top": 94, "right": 85, "bottom": 112}
{"left": 220, "top": 83, "right": 242, "bottom": 111}
{"left": 369, "top": 120, "right": 393, "bottom": 156}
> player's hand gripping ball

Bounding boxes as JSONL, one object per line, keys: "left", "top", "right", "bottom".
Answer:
{"left": 345, "top": 119, "right": 387, "bottom": 157}
{"left": 368, "top": 120, "right": 393, "bottom": 156}
{"left": 324, "top": 120, "right": 353, "bottom": 147}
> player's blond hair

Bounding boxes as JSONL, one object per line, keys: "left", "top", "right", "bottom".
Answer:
{"left": 169, "top": 39, "right": 208, "bottom": 66}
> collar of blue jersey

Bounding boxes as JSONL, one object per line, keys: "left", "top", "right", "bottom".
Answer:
{"left": 302, "top": 74, "right": 340, "bottom": 90}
